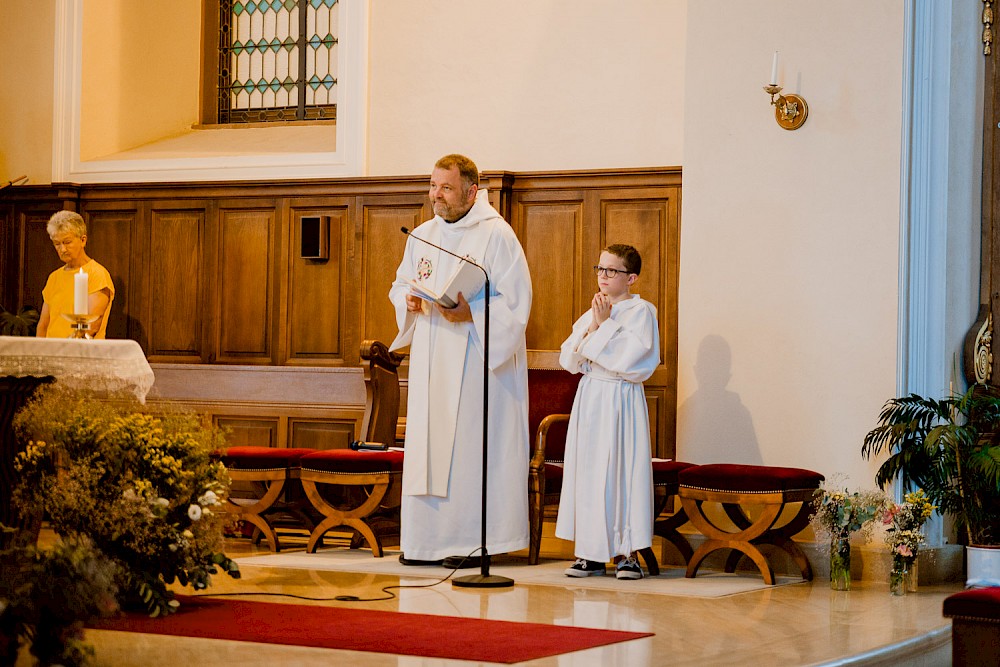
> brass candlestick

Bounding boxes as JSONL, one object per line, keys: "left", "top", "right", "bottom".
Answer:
{"left": 61, "top": 313, "right": 99, "bottom": 339}
{"left": 763, "top": 84, "right": 808, "bottom": 130}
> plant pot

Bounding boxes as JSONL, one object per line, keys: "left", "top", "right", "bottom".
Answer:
{"left": 966, "top": 544, "right": 1000, "bottom": 588}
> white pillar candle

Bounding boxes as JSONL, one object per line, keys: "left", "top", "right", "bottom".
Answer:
{"left": 770, "top": 51, "right": 779, "bottom": 85}
{"left": 74, "top": 268, "right": 88, "bottom": 315}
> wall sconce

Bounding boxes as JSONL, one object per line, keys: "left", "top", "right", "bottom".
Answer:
{"left": 764, "top": 51, "right": 808, "bottom": 131}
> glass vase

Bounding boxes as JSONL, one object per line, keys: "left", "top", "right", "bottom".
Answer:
{"left": 906, "top": 558, "right": 918, "bottom": 593}
{"left": 830, "top": 534, "right": 851, "bottom": 591}
{"left": 889, "top": 555, "right": 909, "bottom": 596}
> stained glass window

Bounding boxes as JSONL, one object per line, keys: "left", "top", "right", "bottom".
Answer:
{"left": 218, "top": 0, "right": 338, "bottom": 124}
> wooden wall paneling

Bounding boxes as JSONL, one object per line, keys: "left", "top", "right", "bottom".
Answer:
{"left": 0, "top": 200, "right": 11, "bottom": 308}
{"left": 1, "top": 186, "right": 81, "bottom": 311}
{"left": 215, "top": 415, "right": 280, "bottom": 448}
{"left": 358, "top": 195, "right": 431, "bottom": 353}
{"left": 143, "top": 203, "right": 210, "bottom": 361}
{"left": 288, "top": 418, "right": 357, "bottom": 450}
{"left": 19, "top": 210, "right": 63, "bottom": 313}
{"left": 600, "top": 189, "right": 671, "bottom": 358}
{"left": 80, "top": 204, "right": 138, "bottom": 342}
{"left": 215, "top": 201, "right": 278, "bottom": 363}
{"left": 598, "top": 185, "right": 681, "bottom": 461}
{"left": 284, "top": 200, "right": 350, "bottom": 364}
{"left": 514, "top": 190, "right": 586, "bottom": 357}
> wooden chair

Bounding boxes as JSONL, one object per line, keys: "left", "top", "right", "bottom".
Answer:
{"left": 299, "top": 340, "right": 406, "bottom": 556}
{"left": 527, "top": 369, "right": 581, "bottom": 565}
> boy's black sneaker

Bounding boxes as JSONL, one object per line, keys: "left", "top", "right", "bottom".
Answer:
{"left": 564, "top": 558, "right": 606, "bottom": 577}
{"left": 615, "top": 554, "right": 643, "bottom": 580}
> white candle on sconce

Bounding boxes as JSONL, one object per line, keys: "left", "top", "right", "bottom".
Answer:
{"left": 770, "top": 51, "right": 779, "bottom": 85}
{"left": 73, "top": 268, "right": 88, "bottom": 315}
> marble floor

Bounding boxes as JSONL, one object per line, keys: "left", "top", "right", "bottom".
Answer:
{"left": 24, "top": 531, "right": 963, "bottom": 666}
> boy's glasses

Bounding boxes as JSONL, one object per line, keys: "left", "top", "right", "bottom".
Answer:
{"left": 593, "top": 265, "right": 628, "bottom": 278}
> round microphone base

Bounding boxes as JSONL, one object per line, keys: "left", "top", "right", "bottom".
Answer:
{"left": 452, "top": 573, "right": 515, "bottom": 589}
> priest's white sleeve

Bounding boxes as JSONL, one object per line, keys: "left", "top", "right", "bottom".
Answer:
{"left": 467, "top": 224, "right": 532, "bottom": 370}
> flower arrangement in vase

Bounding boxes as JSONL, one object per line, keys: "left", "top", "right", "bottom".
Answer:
{"left": 883, "top": 489, "right": 935, "bottom": 595}
{"left": 810, "top": 483, "right": 889, "bottom": 590}
{"left": 11, "top": 387, "right": 240, "bottom": 621}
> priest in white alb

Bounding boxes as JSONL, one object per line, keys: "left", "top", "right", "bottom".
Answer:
{"left": 389, "top": 154, "right": 532, "bottom": 568}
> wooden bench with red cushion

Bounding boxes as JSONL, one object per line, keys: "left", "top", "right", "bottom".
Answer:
{"left": 299, "top": 449, "right": 405, "bottom": 557}
{"left": 678, "top": 463, "right": 824, "bottom": 584}
{"left": 943, "top": 586, "right": 1000, "bottom": 667}
{"left": 220, "top": 446, "right": 317, "bottom": 552}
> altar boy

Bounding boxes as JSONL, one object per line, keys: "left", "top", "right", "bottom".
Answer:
{"left": 555, "top": 244, "right": 660, "bottom": 580}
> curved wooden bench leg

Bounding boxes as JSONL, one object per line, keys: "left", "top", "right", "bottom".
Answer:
{"left": 224, "top": 477, "right": 287, "bottom": 552}
{"left": 301, "top": 475, "right": 391, "bottom": 556}
{"left": 685, "top": 541, "right": 721, "bottom": 579}
{"left": 637, "top": 547, "right": 660, "bottom": 576}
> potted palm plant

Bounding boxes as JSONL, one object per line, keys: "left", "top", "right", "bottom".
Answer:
{"left": 0, "top": 304, "right": 39, "bottom": 337}
{"left": 862, "top": 386, "right": 1000, "bottom": 586}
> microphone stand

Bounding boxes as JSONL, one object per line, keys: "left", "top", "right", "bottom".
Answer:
{"left": 401, "top": 227, "right": 514, "bottom": 588}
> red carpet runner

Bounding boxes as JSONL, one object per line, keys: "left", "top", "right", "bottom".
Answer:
{"left": 86, "top": 595, "right": 653, "bottom": 663}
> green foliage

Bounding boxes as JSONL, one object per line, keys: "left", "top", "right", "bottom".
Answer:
{"left": 862, "top": 386, "right": 1000, "bottom": 545}
{"left": 12, "top": 387, "right": 241, "bottom": 619}
{"left": 0, "top": 304, "right": 39, "bottom": 337}
{"left": 0, "top": 537, "right": 118, "bottom": 666}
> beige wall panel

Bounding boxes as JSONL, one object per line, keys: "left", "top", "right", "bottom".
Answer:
{"left": 289, "top": 419, "right": 356, "bottom": 451}
{"left": 217, "top": 208, "right": 274, "bottom": 362}
{"left": 519, "top": 199, "right": 582, "bottom": 352}
{"left": 361, "top": 201, "right": 426, "bottom": 347}
{"left": 287, "top": 207, "right": 347, "bottom": 361}
{"left": 148, "top": 209, "right": 204, "bottom": 358}
{"left": 84, "top": 209, "right": 135, "bottom": 341}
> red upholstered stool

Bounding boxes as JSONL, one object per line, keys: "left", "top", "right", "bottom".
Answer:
{"left": 299, "top": 449, "right": 404, "bottom": 557}
{"left": 678, "top": 463, "right": 824, "bottom": 584}
{"left": 646, "top": 461, "right": 697, "bottom": 571}
{"left": 943, "top": 587, "right": 1000, "bottom": 667}
{"left": 220, "top": 447, "right": 317, "bottom": 552}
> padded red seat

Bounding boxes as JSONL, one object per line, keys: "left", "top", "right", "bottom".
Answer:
{"left": 299, "top": 449, "right": 404, "bottom": 556}
{"left": 944, "top": 587, "right": 1000, "bottom": 667}
{"left": 222, "top": 446, "right": 315, "bottom": 469}
{"left": 300, "top": 449, "right": 404, "bottom": 474}
{"left": 678, "top": 463, "right": 825, "bottom": 493}
{"left": 527, "top": 369, "right": 581, "bottom": 565}
{"left": 220, "top": 447, "right": 317, "bottom": 552}
{"left": 678, "top": 463, "right": 824, "bottom": 584}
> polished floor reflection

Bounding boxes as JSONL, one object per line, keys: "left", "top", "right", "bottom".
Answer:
{"left": 33, "top": 531, "right": 962, "bottom": 666}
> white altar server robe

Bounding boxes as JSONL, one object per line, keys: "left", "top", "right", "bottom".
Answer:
{"left": 389, "top": 190, "right": 532, "bottom": 561}
{"left": 555, "top": 295, "right": 660, "bottom": 562}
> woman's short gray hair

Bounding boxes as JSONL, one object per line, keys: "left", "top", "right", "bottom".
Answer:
{"left": 47, "top": 210, "right": 87, "bottom": 239}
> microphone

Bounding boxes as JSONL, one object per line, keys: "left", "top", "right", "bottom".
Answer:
{"left": 396, "top": 226, "right": 511, "bottom": 588}
{"left": 400, "top": 226, "right": 485, "bottom": 270}
{"left": 0, "top": 175, "right": 27, "bottom": 191}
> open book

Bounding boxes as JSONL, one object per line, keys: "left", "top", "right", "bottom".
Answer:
{"left": 407, "top": 259, "right": 485, "bottom": 309}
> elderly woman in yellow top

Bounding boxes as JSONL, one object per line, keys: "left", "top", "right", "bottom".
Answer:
{"left": 36, "top": 211, "right": 115, "bottom": 339}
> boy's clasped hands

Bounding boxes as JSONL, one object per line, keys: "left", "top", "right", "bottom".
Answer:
{"left": 587, "top": 292, "right": 612, "bottom": 333}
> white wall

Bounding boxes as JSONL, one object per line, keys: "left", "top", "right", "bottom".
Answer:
{"left": 366, "top": 0, "right": 687, "bottom": 175}
{"left": 0, "top": 1, "right": 55, "bottom": 184}
{"left": 677, "top": 1, "right": 905, "bottom": 486}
